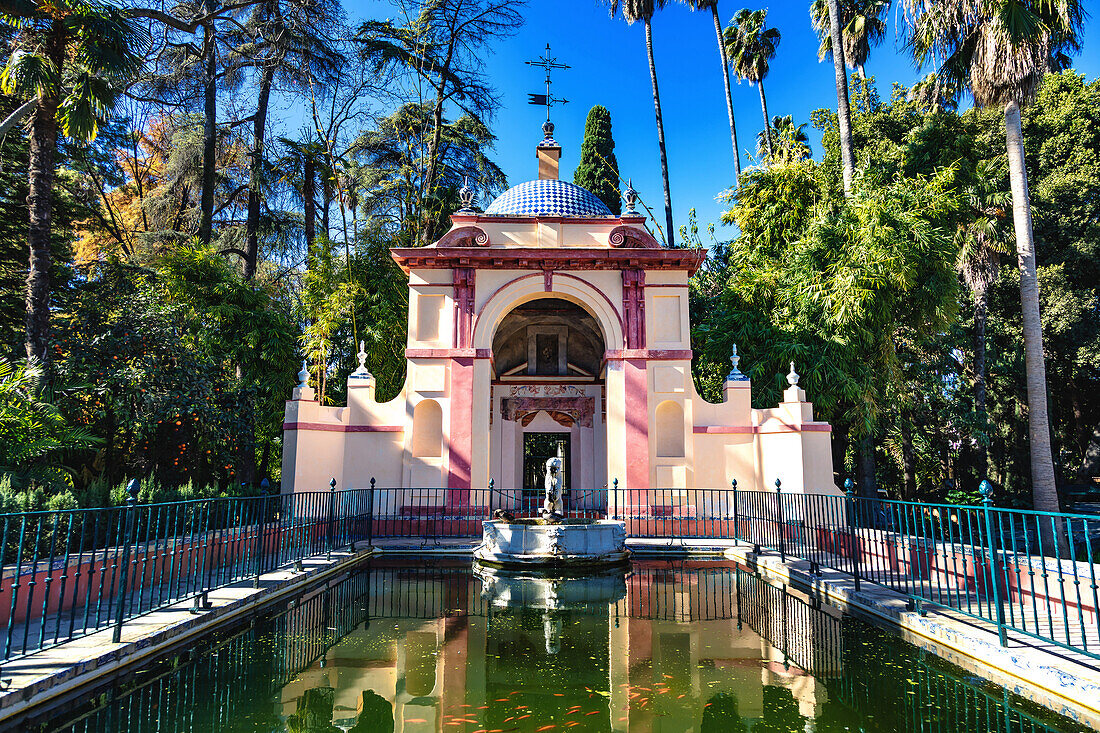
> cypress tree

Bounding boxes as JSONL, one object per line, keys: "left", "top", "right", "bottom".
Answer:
{"left": 573, "top": 105, "right": 621, "bottom": 215}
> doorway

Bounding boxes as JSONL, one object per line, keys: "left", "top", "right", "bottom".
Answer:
{"left": 523, "top": 433, "right": 570, "bottom": 512}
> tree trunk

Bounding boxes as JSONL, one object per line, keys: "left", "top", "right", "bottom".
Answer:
{"left": 858, "top": 435, "right": 876, "bottom": 498}
{"left": 244, "top": 64, "right": 274, "bottom": 280}
{"left": 198, "top": 17, "right": 217, "bottom": 246}
{"left": 901, "top": 420, "right": 916, "bottom": 500}
{"left": 758, "top": 80, "right": 772, "bottom": 160}
{"left": 825, "top": 0, "right": 855, "bottom": 195}
{"left": 1005, "top": 100, "right": 1060, "bottom": 517}
{"left": 973, "top": 285, "right": 990, "bottom": 481}
{"left": 303, "top": 152, "right": 315, "bottom": 255}
{"left": 25, "top": 21, "right": 65, "bottom": 364}
{"left": 644, "top": 18, "right": 675, "bottom": 247}
{"left": 321, "top": 177, "right": 330, "bottom": 242}
{"left": 710, "top": 5, "right": 740, "bottom": 182}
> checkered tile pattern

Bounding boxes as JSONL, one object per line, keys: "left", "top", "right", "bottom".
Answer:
{"left": 483, "top": 179, "right": 612, "bottom": 218}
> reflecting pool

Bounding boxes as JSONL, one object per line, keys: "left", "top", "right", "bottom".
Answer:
{"left": 27, "top": 557, "right": 1089, "bottom": 732}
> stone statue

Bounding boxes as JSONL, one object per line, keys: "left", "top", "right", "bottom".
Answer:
{"left": 542, "top": 456, "right": 564, "bottom": 520}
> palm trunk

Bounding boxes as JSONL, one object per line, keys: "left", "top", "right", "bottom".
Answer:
{"left": 758, "top": 80, "right": 772, "bottom": 160}
{"left": 244, "top": 64, "right": 274, "bottom": 280}
{"left": 303, "top": 152, "right": 315, "bottom": 255}
{"left": 825, "top": 0, "right": 855, "bottom": 195}
{"left": 1005, "top": 100, "right": 1059, "bottom": 518}
{"left": 710, "top": 5, "right": 740, "bottom": 182}
{"left": 198, "top": 18, "right": 217, "bottom": 246}
{"left": 858, "top": 434, "right": 876, "bottom": 498}
{"left": 973, "top": 285, "right": 990, "bottom": 480}
{"left": 644, "top": 18, "right": 675, "bottom": 247}
{"left": 901, "top": 419, "right": 916, "bottom": 500}
{"left": 25, "top": 21, "right": 65, "bottom": 364}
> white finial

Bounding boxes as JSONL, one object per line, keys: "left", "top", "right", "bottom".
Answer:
{"left": 351, "top": 340, "right": 374, "bottom": 380}
{"left": 298, "top": 359, "right": 310, "bottom": 389}
{"left": 786, "top": 361, "right": 800, "bottom": 387}
{"left": 726, "top": 344, "right": 748, "bottom": 381}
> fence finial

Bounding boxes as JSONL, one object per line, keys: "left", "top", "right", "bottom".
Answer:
{"left": 978, "top": 479, "right": 993, "bottom": 505}
{"left": 731, "top": 478, "right": 737, "bottom": 490}
{"left": 126, "top": 479, "right": 140, "bottom": 505}
{"left": 612, "top": 478, "right": 618, "bottom": 491}
{"left": 843, "top": 478, "right": 854, "bottom": 498}
{"left": 489, "top": 478, "right": 494, "bottom": 491}
{"left": 329, "top": 477, "right": 337, "bottom": 490}
{"left": 774, "top": 478, "right": 782, "bottom": 492}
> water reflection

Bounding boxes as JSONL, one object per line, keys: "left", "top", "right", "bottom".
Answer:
{"left": 31, "top": 559, "right": 1085, "bottom": 732}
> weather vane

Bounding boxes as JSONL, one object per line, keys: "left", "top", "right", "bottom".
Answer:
{"left": 525, "top": 43, "right": 569, "bottom": 122}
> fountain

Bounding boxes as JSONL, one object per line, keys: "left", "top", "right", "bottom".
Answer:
{"left": 473, "top": 458, "right": 629, "bottom": 569}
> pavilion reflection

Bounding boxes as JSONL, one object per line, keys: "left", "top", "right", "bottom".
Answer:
{"left": 278, "top": 559, "right": 843, "bottom": 732}
{"left": 34, "top": 558, "right": 1076, "bottom": 733}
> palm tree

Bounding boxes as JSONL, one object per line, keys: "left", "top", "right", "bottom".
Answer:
{"left": 231, "top": 0, "right": 343, "bottom": 280}
{"left": 957, "top": 159, "right": 1010, "bottom": 480}
{"left": 604, "top": 0, "right": 676, "bottom": 246}
{"left": 756, "top": 115, "right": 810, "bottom": 163}
{"left": 809, "top": 0, "right": 889, "bottom": 78}
{"left": 904, "top": 0, "right": 1085, "bottom": 517}
{"left": 723, "top": 8, "right": 779, "bottom": 161}
{"left": 683, "top": 0, "right": 741, "bottom": 182}
{"left": 0, "top": 1, "right": 146, "bottom": 363}
{"left": 820, "top": 0, "right": 857, "bottom": 195}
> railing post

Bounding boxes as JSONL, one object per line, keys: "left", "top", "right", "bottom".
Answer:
{"left": 844, "top": 479, "right": 860, "bottom": 591}
{"left": 112, "top": 480, "right": 140, "bottom": 643}
{"left": 731, "top": 479, "right": 739, "bottom": 542}
{"left": 254, "top": 495, "right": 267, "bottom": 588}
{"left": 775, "top": 479, "right": 786, "bottom": 562}
{"left": 327, "top": 478, "right": 337, "bottom": 560}
{"left": 366, "top": 478, "right": 376, "bottom": 549}
{"left": 980, "top": 480, "right": 1008, "bottom": 646}
{"left": 612, "top": 478, "right": 618, "bottom": 522}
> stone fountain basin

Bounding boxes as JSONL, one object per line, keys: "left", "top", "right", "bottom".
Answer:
{"left": 473, "top": 519, "right": 629, "bottom": 568}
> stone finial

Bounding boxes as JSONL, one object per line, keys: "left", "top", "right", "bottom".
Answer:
{"left": 786, "top": 361, "right": 800, "bottom": 387}
{"left": 458, "top": 176, "right": 475, "bottom": 211}
{"left": 622, "top": 179, "right": 639, "bottom": 216}
{"left": 298, "top": 359, "right": 310, "bottom": 389}
{"left": 350, "top": 340, "right": 374, "bottom": 380}
{"left": 726, "top": 344, "right": 748, "bottom": 381}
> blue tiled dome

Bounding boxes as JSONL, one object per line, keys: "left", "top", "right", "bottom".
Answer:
{"left": 483, "top": 179, "right": 613, "bottom": 218}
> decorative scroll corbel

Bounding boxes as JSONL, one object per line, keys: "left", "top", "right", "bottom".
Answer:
{"left": 437, "top": 225, "right": 490, "bottom": 247}
{"left": 608, "top": 224, "right": 660, "bottom": 249}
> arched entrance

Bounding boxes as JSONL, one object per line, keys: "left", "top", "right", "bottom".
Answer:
{"left": 488, "top": 297, "right": 608, "bottom": 513}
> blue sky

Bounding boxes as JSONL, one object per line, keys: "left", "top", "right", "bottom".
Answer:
{"left": 454, "top": 1, "right": 1100, "bottom": 241}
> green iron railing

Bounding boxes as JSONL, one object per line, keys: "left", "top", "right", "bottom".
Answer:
{"left": 0, "top": 480, "right": 375, "bottom": 664}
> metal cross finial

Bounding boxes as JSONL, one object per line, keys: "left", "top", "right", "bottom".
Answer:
{"left": 526, "top": 43, "right": 569, "bottom": 126}
{"left": 727, "top": 343, "right": 748, "bottom": 381}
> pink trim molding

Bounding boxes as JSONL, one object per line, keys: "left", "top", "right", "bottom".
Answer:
{"left": 406, "top": 348, "right": 493, "bottom": 359}
{"left": 692, "top": 423, "right": 832, "bottom": 435}
{"left": 283, "top": 422, "right": 404, "bottom": 433}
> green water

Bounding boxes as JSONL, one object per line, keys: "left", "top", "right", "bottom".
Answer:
{"left": 26, "top": 557, "right": 1090, "bottom": 732}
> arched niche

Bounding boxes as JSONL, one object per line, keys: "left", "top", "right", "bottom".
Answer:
{"left": 492, "top": 298, "right": 605, "bottom": 378}
{"left": 655, "top": 400, "right": 685, "bottom": 458}
{"left": 411, "top": 399, "right": 443, "bottom": 458}
{"left": 472, "top": 274, "right": 624, "bottom": 353}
